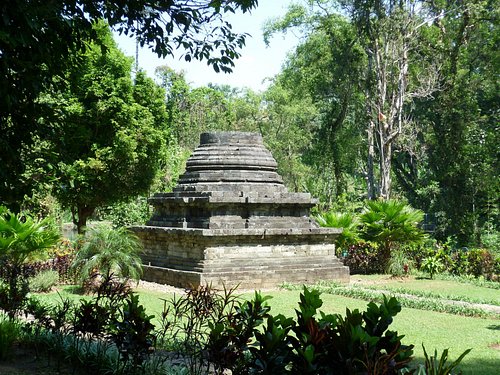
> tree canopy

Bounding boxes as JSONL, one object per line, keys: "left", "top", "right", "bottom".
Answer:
{"left": 36, "top": 24, "right": 169, "bottom": 233}
{"left": 0, "top": 0, "right": 258, "bottom": 209}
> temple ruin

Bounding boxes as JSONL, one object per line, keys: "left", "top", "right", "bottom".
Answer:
{"left": 132, "top": 132, "right": 349, "bottom": 288}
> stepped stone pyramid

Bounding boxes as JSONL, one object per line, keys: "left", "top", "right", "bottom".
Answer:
{"left": 132, "top": 132, "right": 349, "bottom": 288}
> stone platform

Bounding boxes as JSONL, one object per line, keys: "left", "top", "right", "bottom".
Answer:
{"left": 132, "top": 132, "right": 349, "bottom": 289}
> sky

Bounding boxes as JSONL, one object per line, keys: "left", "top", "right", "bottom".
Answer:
{"left": 114, "top": 1, "right": 299, "bottom": 92}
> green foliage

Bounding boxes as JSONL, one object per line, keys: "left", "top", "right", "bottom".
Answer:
{"left": 419, "top": 345, "right": 471, "bottom": 375}
{"left": 0, "top": 207, "right": 60, "bottom": 265}
{"left": 1, "top": 0, "right": 258, "bottom": 209}
{"left": 70, "top": 224, "right": 143, "bottom": 289}
{"left": 0, "top": 207, "right": 60, "bottom": 317}
{"left": 110, "top": 294, "right": 156, "bottom": 371}
{"left": 155, "top": 284, "right": 243, "bottom": 374}
{"left": 205, "top": 286, "right": 414, "bottom": 374}
{"left": 38, "top": 24, "right": 168, "bottom": 233}
{"left": 481, "top": 228, "right": 500, "bottom": 255}
{"left": 360, "top": 200, "right": 426, "bottom": 265}
{"left": 207, "top": 290, "right": 274, "bottom": 374}
{"left": 316, "top": 211, "right": 360, "bottom": 254}
{"left": 23, "top": 276, "right": 159, "bottom": 374}
{"left": 388, "top": 249, "right": 414, "bottom": 277}
{"left": 97, "top": 198, "right": 150, "bottom": 228}
{"left": 419, "top": 242, "right": 500, "bottom": 281}
{"left": 421, "top": 257, "right": 445, "bottom": 280}
{"left": 344, "top": 241, "right": 384, "bottom": 274}
{"left": 29, "top": 270, "right": 60, "bottom": 293}
{"left": 318, "top": 200, "right": 426, "bottom": 275}
{"left": 0, "top": 314, "right": 21, "bottom": 360}
{"left": 263, "top": 3, "right": 366, "bottom": 201}
{"left": 361, "top": 200, "right": 426, "bottom": 245}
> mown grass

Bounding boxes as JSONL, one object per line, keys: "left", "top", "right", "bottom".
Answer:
{"left": 33, "top": 279, "right": 500, "bottom": 375}
{"left": 350, "top": 274, "right": 500, "bottom": 304}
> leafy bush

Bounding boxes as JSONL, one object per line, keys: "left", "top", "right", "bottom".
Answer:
{"left": 156, "top": 284, "right": 243, "bottom": 374}
{"left": 318, "top": 200, "right": 427, "bottom": 275}
{"left": 0, "top": 314, "right": 21, "bottom": 360}
{"left": 0, "top": 207, "right": 60, "bottom": 317}
{"left": 360, "top": 199, "right": 426, "bottom": 265}
{"left": 208, "top": 287, "right": 414, "bottom": 374}
{"left": 388, "top": 249, "right": 415, "bottom": 276}
{"left": 70, "top": 224, "right": 143, "bottom": 290}
{"left": 464, "top": 248, "right": 496, "bottom": 279}
{"left": 425, "top": 244, "right": 500, "bottom": 280}
{"left": 29, "top": 270, "right": 59, "bottom": 292}
{"left": 316, "top": 211, "right": 360, "bottom": 255}
{"left": 480, "top": 228, "right": 500, "bottom": 254}
{"left": 24, "top": 276, "right": 149, "bottom": 374}
{"left": 421, "top": 256, "right": 445, "bottom": 279}
{"left": 21, "top": 281, "right": 474, "bottom": 374}
{"left": 110, "top": 294, "right": 156, "bottom": 371}
{"left": 343, "top": 241, "right": 384, "bottom": 274}
{"left": 96, "top": 197, "right": 150, "bottom": 228}
{"left": 206, "top": 290, "right": 273, "bottom": 374}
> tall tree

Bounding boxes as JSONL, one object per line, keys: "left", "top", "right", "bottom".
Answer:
{"left": 341, "top": 0, "right": 440, "bottom": 199}
{"left": 263, "top": 2, "right": 366, "bottom": 202}
{"left": 39, "top": 24, "right": 168, "bottom": 233}
{"left": 405, "top": 0, "right": 499, "bottom": 244}
{"left": 0, "top": 0, "right": 258, "bottom": 209}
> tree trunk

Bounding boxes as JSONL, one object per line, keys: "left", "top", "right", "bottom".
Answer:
{"left": 367, "top": 117, "right": 376, "bottom": 200}
{"left": 73, "top": 205, "right": 95, "bottom": 234}
{"left": 379, "top": 133, "right": 392, "bottom": 199}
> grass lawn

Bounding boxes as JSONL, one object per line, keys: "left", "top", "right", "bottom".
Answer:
{"left": 350, "top": 274, "right": 500, "bottom": 305}
{"left": 34, "top": 279, "right": 500, "bottom": 375}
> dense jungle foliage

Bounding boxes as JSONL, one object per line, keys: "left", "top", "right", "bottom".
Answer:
{"left": 1, "top": 0, "right": 498, "bottom": 250}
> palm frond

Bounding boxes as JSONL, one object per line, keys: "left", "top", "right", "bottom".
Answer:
{"left": 72, "top": 223, "right": 143, "bottom": 284}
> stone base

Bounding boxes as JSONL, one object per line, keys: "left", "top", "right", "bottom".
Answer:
{"left": 141, "top": 264, "right": 350, "bottom": 289}
{"left": 134, "top": 226, "right": 350, "bottom": 289}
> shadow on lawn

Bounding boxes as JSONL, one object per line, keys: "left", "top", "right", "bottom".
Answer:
{"left": 486, "top": 324, "right": 500, "bottom": 330}
{"left": 415, "top": 276, "right": 431, "bottom": 280}
{"left": 62, "top": 285, "right": 84, "bottom": 294}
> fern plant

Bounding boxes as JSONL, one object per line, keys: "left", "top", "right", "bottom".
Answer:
{"left": 0, "top": 206, "right": 60, "bottom": 265}
{"left": 360, "top": 200, "right": 426, "bottom": 266}
{"left": 316, "top": 211, "right": 360, "bottom": 255}
{"left": 0, "top": 206, "right": 60, "bottom": 317}
{"left": 71, "top": 224, "right": 143, "bottom": 288}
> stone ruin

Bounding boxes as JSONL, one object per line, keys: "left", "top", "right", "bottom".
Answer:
{"left": 132, "top": 132, "right": 349, "bottom": 289}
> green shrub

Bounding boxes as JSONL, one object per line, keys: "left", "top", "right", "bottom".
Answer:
{"left": 421, "top": 256, "right": 445, "bottom": 279}
{"left": 70, "top": 223, "right": 143, "bottom": 290}
{"left": 0, "top": 207, "right": 60, "bottom": 317}
{"left": 96, "top": 197, "right": 150, "bottom": 228}
{"left": 29, "top": 270, "right": 59, "bottom": 292}
{"left": 480, "top": 228, "right": 499, "bottom": 254}
{"left": 0, "top": 314, "right": 21, "bottom": 360}
{"left": 360, "top": 199, "right": 426, "bottom": 265}
{"left": 343, "top": 241, "right": 384, "bottom": 274}
{"left": 418, "top": 345, "right": 471, "bottom": 375}
{"left": 156, "top": 284, "right": 244, "bottom": 374}
{"left": 465, "top": 248, "right": 496, "bottom": 279}
{"left": 110, "top": 294, "right": 156, "bottom": 371}
{"left": 315, "top": 211, "right": 360, "bottom": 255}
{"left": 446, "top": 247, "right": 499, "bottom": 280}
{"left": 388, "top": 249, "right": 415, "bottom": 276}
{"left": 207, "top": 288, "right": 414, "bottom": 374}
